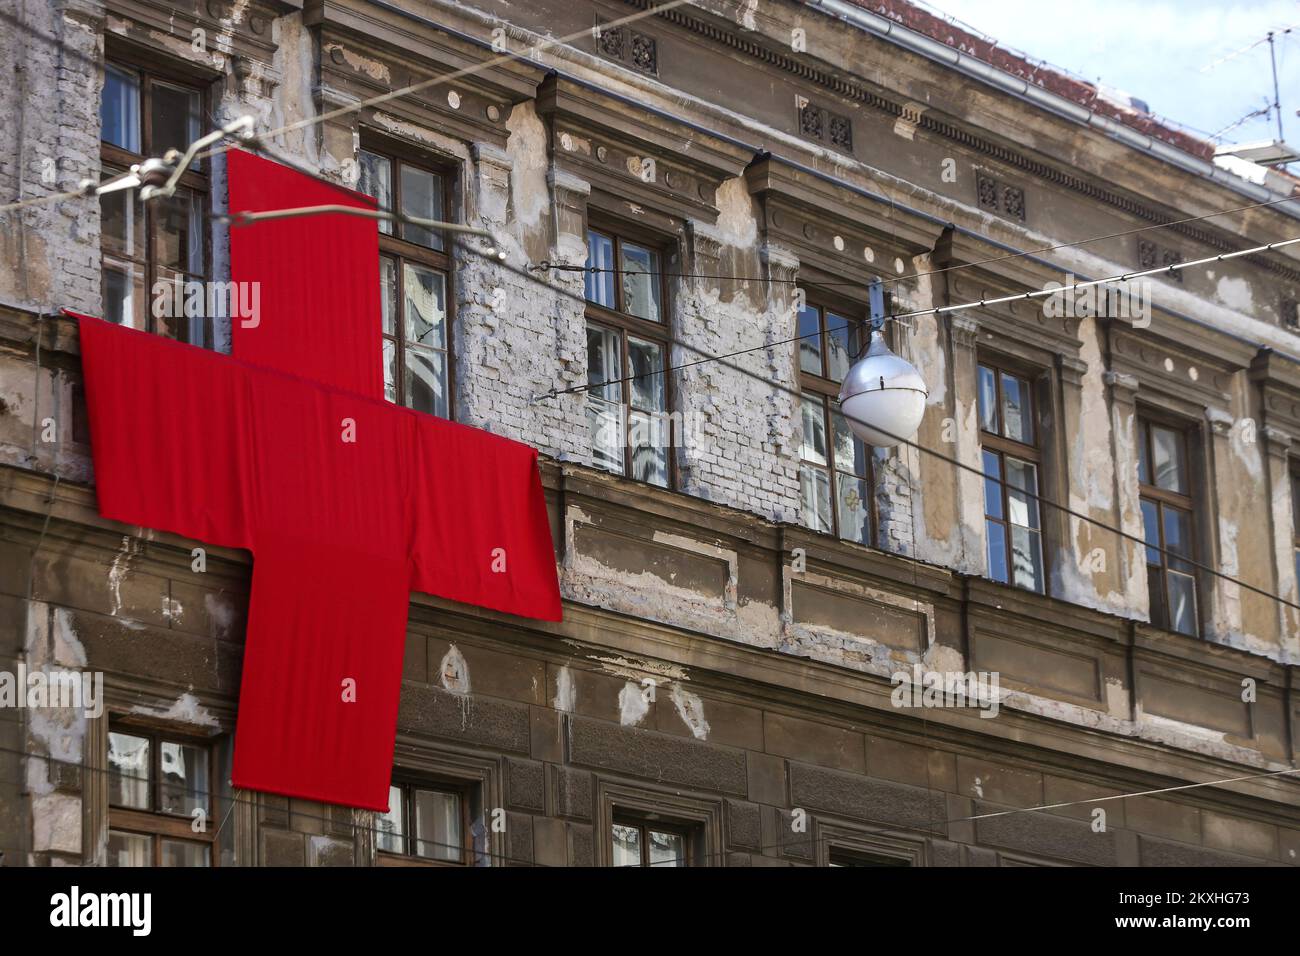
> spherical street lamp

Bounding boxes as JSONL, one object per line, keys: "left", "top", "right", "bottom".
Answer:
{"left": 837, "top": 329, "right": 928, "bottom": 448}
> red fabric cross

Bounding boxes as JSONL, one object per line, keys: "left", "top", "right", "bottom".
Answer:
{"left": 74, "top": 150, "right": 561, "bottom": 810}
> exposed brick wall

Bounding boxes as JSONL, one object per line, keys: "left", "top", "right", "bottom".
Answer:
{"left": 2, "top": 0, "right": 1299, "bottom": 870}
{"left": 451, "top": 132, "right": 591, "bottom": 460}
{"left": 672, "top": 223, "right": 802, "bottom": 523}
{"left": 0, "top": 0, "right": 102, "bottom": 317}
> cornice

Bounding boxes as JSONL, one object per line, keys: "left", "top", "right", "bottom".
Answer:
{"left": 620, "top": 0, "right": 1300, "bottom": 287}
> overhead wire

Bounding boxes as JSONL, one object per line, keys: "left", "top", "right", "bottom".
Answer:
{"left": 521, "top": 235, "right": 1300, "bottom": 613}
{"left": 1, "top": 0, "right": 698, "bottom": 215}
{"left": 6, "top": 2, "right": 1300, "bottom": 861}
{"left": 80, "top": 127, "right": 1300, "bottom": 618}
{"left": 541, "top": 192, "right": 1300, "bottom": 292}
{"left": 32, "top": 220, "right": 1294, "bottom": 858}
{"left": 14, "top": 146, "right": 1300, "bottom": 663}
{"left": 193, "top": 0, "right": 701, "bottom": 165}
{"left": 0, "top": 744, "right": 1291, "bottom": 867}
{"left": 203, "top": 138, "right": 1300, "bottom": 617}
{"left": 537, "top": 233, "right": 1300, "bottom": 399}
{"left": 208, "top": 73, "right": 1300, "bottom": 618}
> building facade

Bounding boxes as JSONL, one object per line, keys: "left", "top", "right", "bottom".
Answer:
{"left": 1, "top": 0, "right": 1299, "bottom": 866}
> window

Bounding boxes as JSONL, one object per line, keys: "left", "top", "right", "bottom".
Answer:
{"left": 1138, "top": 416, "right": 1198, "bottom": 636}
{"left": 828, "top": 847, "right": 911, "bottom": 867}
{"left": 611, "top": 815, "right": 694, "bottom": 867}
{"left": 106, "top": 725, "right": 216, "bottom": 867}
{"left": 978, "top": 363, "right": 1045, "bottom": 593}
{"left": 358, "top": 147, "right": 453, "bottom": 418}
{"left": 376, "top": 780, "right": 474, "bottom": 865}
{"left": 814, "top": 823, "right": 925, "bottom": 865}
{"left": 99, "top": 62, "right": 208, "bottom": 345}
{"left": 584, "top": 226, "right": 672, "bottom": 487}
{"left": 797, "top": 295, "right": 872, "bottom": 543}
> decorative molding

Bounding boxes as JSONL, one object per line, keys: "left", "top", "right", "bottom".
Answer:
{"left": 390, "top": 735, "right": 506, "bottom": 867}
{"left": 596, "top": 21, "right": 659, "bottom": 76}
{"left": 761, "top": 241, "right": 800, "bottom": 280}
{"left": 107, "top": 0, "right": 285, "bottom": 67}
{"left": 1138, "top": 238, "right": 1184, "bottom": 284}
{"left": 949, "top": 314, "right": 980, "bottom": 349}
{"left": 621, "top": 0, "right": 1300, "bottom": 285}
{"left": 1103, "top": 369, "right": 1140, "bottom": 402}
{"left": 471, "top": 141, "right": 512, "bottom": 174}
{"left": 593, "top": 777, "right": 724, "bottom": 867}
{"left": 976, "top": 171, "right": 998, "bottom": 213}
{"left": 1281, "top": 296, "right": 1299, "bottom": 332}
{"left": 547, "top": 167, "right": 591, "bottom": 266}
{"left": 947, "top": 272, "right": 1082, "bottom": 362}
{"left": 537, "top": 75, "right": 751, "bottom": 225}
{"left": 1057, "top": 353, "right": 1089, "bottom": 388}
{"left": 1109, "top": 328, "right": 1237, "bottom": 413}
{"left": 81, "top": 713, "right": 108, "bottom": 866}
{"left": 746, "top": 155, "right": 939, "bottom": 284}
{"left": 1262, "top": 424, "right": 1292, "bottom": 458}
{"left": 975, "top": 170, "right": 1026, "bottom": 222}
{"left": 893, "top": 101, "right": 928, "bottom": 141}
{"left": 794, "top": 96, "right": 853, "bottom": 153}
{"left": 1205, "top": 405, "right": 1235, "bottom": 436}
{"left": 813, "top": 819, "right": 928, "bottom": 866}
{"left": 310, "top": 7, "right": 536, "bottom": 153}
{"left": 688, "top": 220, "right": 724, "bottom": 269}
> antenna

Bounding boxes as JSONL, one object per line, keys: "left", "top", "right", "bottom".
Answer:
{"left": 1206, "top": 26, "right": 1296, "bottom": 168}
{"left": 1268, "top": 30, "right": 1285, "bottom": 142}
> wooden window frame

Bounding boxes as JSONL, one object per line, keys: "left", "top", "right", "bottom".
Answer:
{"left": 827, "top": 846, "right": 912, "bottom": 867}
{"left": 797, "top": 293, "right": 866, "bottom": 386}
{"left": 106, "top": 722, "right": 219, "bottom": 867}
{"left": 595, "top": 780, "right": 721, "bottom": 867}
{"left": 100, "top": 56, "right": 210, "bottom": 345}
{"left": 584, "top": 222, "right": 675, "bottom": 488}
{"left": 1137, "top": 411, "right": 1199, "bottom": 636}
{"left": 797, "top": 290, "right": 875, "bottom": 543}
{"left": 977, "top": 359, "right": 1048, "bottom": 594}
{"left": 814, "top": 820, "right": 926, "bottom": 866}
{"left": 610, "top": 812, "right": 697, "bottom": 867}
{"left": 375, "top": 776, "right": 476, "bottom": 867}
{"left": 361, "top": 138, "right": 457, "bottom": 420}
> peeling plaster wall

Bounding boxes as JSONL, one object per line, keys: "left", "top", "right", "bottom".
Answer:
{"left": 876, "top": 263, "right": 929, "bottom": 559}
{"left": 0, "top": 353, "right": 92, "bottom": 482}
{"left": 674, "top": 181, "right": 801, "bottom": 522}
{"left": 451, "top": 102, "right": 591, "bottom": 460}
{"left": 911, "top": 308, "right": 983, "bottom": 575}
{"left": 1057, "top": 316, "right": 1132, "bottom": 616}
{"left": 1208, "top": 376, "right": 1276, "bottom": 655}
{"left": 22, "top": 602, "right": 89, "bottom": 862}
{"left": 4, "top": 0, "right": 1300, "bottom": 867}
{"left": 0, "top": 1, "right": 101, "bottom": 316}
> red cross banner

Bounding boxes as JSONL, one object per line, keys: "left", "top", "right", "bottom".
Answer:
{"left": 72, "top": 150, "right": 561, "bottom": 811}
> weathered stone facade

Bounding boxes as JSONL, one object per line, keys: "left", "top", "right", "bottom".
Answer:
{"left": 1, "top": 0, "right": 1298, "bottom": 867}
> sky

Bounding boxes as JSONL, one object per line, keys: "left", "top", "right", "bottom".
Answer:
{"left": 917, "top": 0, "right": 1300, "bottom": 150}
